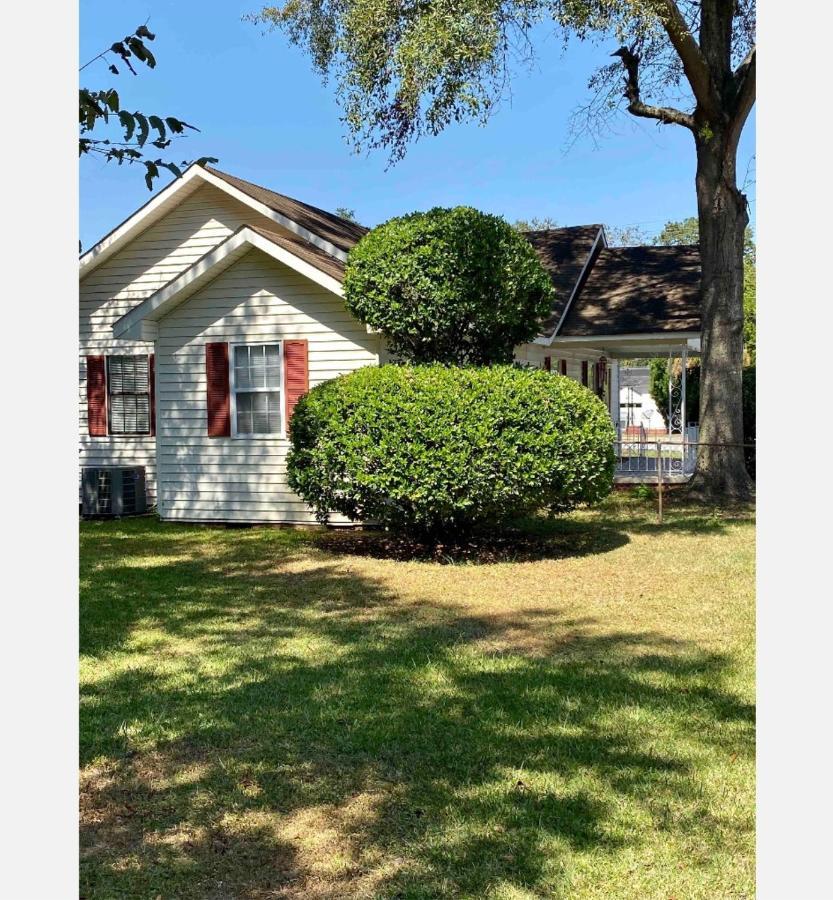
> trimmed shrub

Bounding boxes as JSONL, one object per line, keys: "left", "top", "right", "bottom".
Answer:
{"left": 288, "top": 364, "right": 616, "bottom": 536}
{"left": 343, "top": 207, "right": 555, "bottom": 364}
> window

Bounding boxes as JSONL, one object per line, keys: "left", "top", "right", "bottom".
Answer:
{"left": 107, "top": 355, "right": 150, "bottom": 434}
{"left": 230, "top": 343, "right": 283, "bottom": 436}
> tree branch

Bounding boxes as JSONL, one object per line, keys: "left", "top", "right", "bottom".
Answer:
{"left": 724, "top": 44, "right": 755, "bottom": 158}
{"left": 612, "top": 46, "right": 696, "bottom": 131}
{"left": 657, "top": 0, "right": 719, "bottom": 118}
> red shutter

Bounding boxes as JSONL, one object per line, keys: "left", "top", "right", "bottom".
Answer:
{"left": 543, "top": 356, "right": 552, "bottom": 372}
{"left": 205, "top": 342, "right": 231, "bottom": 437}
{"left": 86, "top": 355, "right": 108, "bottom": 436}
{"left": 581, "top": 360, "right": 588, "bottom": 386}
{"left": 559, "top": 359, "right": 567, "bottom": 376}
{"left": 284, "top": 340, "right": 309, "bottom": 434}
{"left": 149, "top": 353, "right": 156, "bottom": 437}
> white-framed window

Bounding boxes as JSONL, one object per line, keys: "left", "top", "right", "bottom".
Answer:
{"left": 229, "top": 342, "right": 284, "bottom": 437}
{"left": 107, "top": 355, "right": 151, "bottom": 435}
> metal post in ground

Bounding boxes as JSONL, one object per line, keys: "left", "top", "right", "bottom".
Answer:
{"left": 657, "top": 441, "right": 663, "bottom": 524}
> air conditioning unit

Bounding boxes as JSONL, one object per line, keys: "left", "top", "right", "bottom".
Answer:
{"left": 81, "top": 466, "right": 147, "bottom": 517}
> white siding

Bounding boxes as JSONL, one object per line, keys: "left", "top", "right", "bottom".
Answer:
{"left": 513, "top": 341, "right": 602, "bottom": 380}
{"left": 155, "top": 250, "right": 380, "bottom": 524}
{"left": 79, "top": 183, "right": 289, "bottom": 504}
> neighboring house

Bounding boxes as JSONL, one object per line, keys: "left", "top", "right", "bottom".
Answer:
{"left": 80, "top": 164, "right": 701, "bottom": 523}
{"left": 618, "top": 366, "right": 665, "bottom": 434}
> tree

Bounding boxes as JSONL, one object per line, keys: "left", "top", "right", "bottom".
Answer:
{"left": 80, "top": 23, "right": 216, "bottom": 190}
{"left": 253, "top": 0, "right": 755, "bottom": 500}
{"left": 343, "top": 207, "right": 554, "bottom": 364}
{"left": 654, "top": 216, "right": 756, "bottom": 362}
{"left": 335, "top": 207, "right": 359, "bottom": 222}
{"left": 514, "top": 216, "right": 560, "bottom": 232}
{"left": 604, "top": 223, "right": 649, "bottom": 247}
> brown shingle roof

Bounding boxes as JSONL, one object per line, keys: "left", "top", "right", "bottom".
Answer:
{"left": 524, "top": 226, "right": 602, "bottom": 334}
{"left": 559, "top": 245, "right": 701, "bottom": 337}
{"left": 247, "top": 225, "right": 346, "bottom": 282}
{"left": 205, "top": 165, "right": 369, "bottom": 253}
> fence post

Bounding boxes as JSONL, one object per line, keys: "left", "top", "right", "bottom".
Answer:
{"left": 657, "top": 441, "right": 663, "bottom": 524}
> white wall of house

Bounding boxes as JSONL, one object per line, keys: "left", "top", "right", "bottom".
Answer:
{"left": 513, "top": 342, "right": 604, "bottom": 387}
{"left": 79, "top": 183, "right": 291, "bottom": 504}
{"left": 155, "top": 249, "right": 380, "bottom": 524}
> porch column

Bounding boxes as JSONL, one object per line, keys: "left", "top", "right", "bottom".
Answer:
{"left": 608, "top": 359, "right": 620, "bottom": 438}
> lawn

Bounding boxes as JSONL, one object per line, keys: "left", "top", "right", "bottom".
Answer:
{"left": 80, "top": 493, "right": 755, "bottom": 899}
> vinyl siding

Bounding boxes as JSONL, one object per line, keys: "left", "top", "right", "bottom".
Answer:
{"left": 513, "top": 342, "right": 602, "bottom": 381}
{"left": 79, "top": 183, "right": 290, "bottom": 505}
{"left": 155, "top": 249, "right": 380, "bottom": 524}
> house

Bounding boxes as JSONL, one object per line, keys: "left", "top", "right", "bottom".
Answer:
{"left": 618, "top": 366, "right": 665, "bottom": 435}
{"left": 80, "top": 164, "right": 701, "bottom": 523}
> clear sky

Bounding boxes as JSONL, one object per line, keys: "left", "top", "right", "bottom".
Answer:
{"left": 80, "top": 0, "right": 755, "bottom": 251}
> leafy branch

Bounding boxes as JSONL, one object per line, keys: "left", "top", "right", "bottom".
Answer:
{"left": 79, "top": 23, "right": 217, "bottom": 189}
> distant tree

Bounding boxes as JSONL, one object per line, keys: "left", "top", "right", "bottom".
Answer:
{"left": 254, "top": 0, "right": 756, "bottom": 500}
{"left": 335, "top": 207, "right": 359, "bottom": 222}
{"left": 344, "top": 207, "right": 555, "bottom": 364}
{"left": 604, "top": 224, "right": 649, "bottom": 247}
{"left": 79, "top": 23, "right": 216, "bottom": 190}
{"left": 513, "top": 216, "right": 560, "bottom": 232}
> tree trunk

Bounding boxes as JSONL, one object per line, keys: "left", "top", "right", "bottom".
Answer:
{"left": 687, "top": 133, "right": 753, "bottom": 501}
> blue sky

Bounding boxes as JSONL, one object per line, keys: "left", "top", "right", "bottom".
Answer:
{"left": 80, "top": 0, "right": 755, "bottom": 250}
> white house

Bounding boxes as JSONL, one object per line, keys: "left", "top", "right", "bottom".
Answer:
{"left": 80, "top": 164, "right": 701, "bottom": 523}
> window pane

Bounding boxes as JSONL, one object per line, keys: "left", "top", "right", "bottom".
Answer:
{"left": 265, "top": 344, "right": 281, "bottom": 388}
{"left": 234, "top": 346, "right": 251, "bottom": 390}
{"left": 236, "top": 392, "right": 254, "bottom": 435}
{"left": 110, "top": 394, "right": 149, "bottom": 434}
{"left": 109, "top": 355, "right": 148, "bottom": 393}
{"left": 235, "top": 391, "right": 280, "bottom": 434}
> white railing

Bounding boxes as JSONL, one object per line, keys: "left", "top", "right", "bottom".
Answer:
{"left": 614, "top": 435, "right": 698, "bottom": 479}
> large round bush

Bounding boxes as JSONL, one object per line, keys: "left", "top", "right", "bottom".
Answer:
{"left": 343, "top": 207, "right": 555, "bottom": 365}
{"left": 288, "top": 365, "right": 615, "bottom": 536}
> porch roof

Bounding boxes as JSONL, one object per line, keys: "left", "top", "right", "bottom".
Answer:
{"left": 559, "top": 244, "right": 701, "bottom": 338}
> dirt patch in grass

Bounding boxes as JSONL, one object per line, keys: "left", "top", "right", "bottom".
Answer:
{"left": 312, "top": 520, "right": 629, "bottom": 564}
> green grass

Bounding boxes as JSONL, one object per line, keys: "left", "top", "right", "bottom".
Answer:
{"left": 80, "top": 493, "right": 755, "bottom": 899}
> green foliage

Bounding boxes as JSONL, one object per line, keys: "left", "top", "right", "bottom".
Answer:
{"left": 631, "top": 483, "right": 653, "bottom": 501}
{"left": 743, "top": 257, "right": 756, "bottom": 363}
{"left": 653, "top": 216, "right": 756, "bottom": 261}
{"left": 251, "top": 0, "right": 755, "bottom": 162}
{"left": 649, "top": 361, "right": 755, "bottom": 477}
{"left": 79, "top": 23, "right": 217, "bottom": 191}
{"left": 335, "top": 207, "right": 359, "bottom": 222}
{"left": 742, "top": 366, "right": 755, "bottom": 478}
{"left": 287, "top": 364, "right": 615, "bottom": 536}
{"left": 648, "top": 358, "right": 700, "bottom": 426}
{"left": 344, "top": 207, "right": 555, "bottom": 364}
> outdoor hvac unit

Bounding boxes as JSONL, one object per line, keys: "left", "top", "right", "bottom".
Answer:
{"left": 81, "top": 466, "right": 147, "bottom": 517}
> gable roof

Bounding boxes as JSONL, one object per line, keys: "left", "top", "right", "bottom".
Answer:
{"left": 112, "top": 224, "right": 345, "bottom": 342}
{"left": 558, "top": 245, "right": 701, "bottom": 338}
{"left": 80, "top": 163, "right": 364, "bottom": 278}
{"left": 523, "top": 225, "right": 604, "bottom": 336}
{"left": 205, "top": 167, "right": 368, "bottom": 254}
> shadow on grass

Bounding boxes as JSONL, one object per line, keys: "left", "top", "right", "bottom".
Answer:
{"left": 80, "top": 516, "right": 755, "bottom": 898}
{"left": 312, "top": 516, "right": 629, "bottom": 563}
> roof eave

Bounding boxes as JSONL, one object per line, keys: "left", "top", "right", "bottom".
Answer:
{"left": 81, "top": 164, "right": 351, "bottom": 282}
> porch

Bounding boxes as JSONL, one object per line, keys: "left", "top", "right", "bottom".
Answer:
{"left": 552, "top": 333, "right": 700, "bottom": 484}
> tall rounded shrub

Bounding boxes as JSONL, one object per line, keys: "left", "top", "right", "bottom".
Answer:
{"left": 343, "top": 207, "right": 555, "bottom": 364}
{"left": 288, "top": 365, "right": 615, "bottom": 536}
